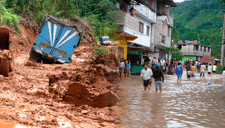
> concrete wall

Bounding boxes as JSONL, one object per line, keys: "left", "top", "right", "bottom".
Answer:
{"left": 123, "top": 13, "right": 139, "bottom": 32}
{"left": 162, "top": 23, "right": 167, "bottom": 36}
{"left": 154, "top": 23, "right": 162, "bottom": 44}
{"left": 176, "top": 44, "right": 211, "bottom": 57}
{"left": 124, "top": 11, "right": 153, "bottom": 47}
{"left": 147, "top": 0, "right": 157, "bottom": 12}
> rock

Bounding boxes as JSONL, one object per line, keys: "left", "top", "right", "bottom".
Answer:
{"left": 93, "top": 91, "right": 119, "bottom": 108}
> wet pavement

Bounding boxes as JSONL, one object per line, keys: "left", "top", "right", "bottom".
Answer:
{"left": 119, "top": 72, "right": 225, "bottom": 128}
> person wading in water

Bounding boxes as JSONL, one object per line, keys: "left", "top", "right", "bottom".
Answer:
{"left": 140, "top": 63, "right": 153, "bottom": 91}
{"left": 153, "top": 66, "right": 164, "bottom": 93}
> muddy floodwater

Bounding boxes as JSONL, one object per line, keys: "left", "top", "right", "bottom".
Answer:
{"left": 119, "top": 72, "right": 225, "bottom": 128}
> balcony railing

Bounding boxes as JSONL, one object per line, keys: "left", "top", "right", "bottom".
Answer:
{"left": 132, "top": 4, "right": 156, "bottom": 23}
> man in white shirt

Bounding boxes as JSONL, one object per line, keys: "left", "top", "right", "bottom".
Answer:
{"left": 161, "top": 58, "right": 165, "bottom": 70}
{"left": 212, "top": 65, "right": 217, "bottom": 73}
{"left": 140, "top": 63, "right": 153, "bottom": 90}
{"left": 208, "top": 63, "right": 212, "bottom": 76}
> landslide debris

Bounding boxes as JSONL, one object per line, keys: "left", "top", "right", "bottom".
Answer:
{"left": 0, "top": 16, "right": 122, "bottom": 127}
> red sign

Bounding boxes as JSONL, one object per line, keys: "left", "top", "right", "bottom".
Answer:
{"left": 203, "top": 56, "right": 215, "bottom": 59}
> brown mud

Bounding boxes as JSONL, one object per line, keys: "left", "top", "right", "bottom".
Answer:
{"left": 0, "top": 20, "right": 122, "bottom": 128}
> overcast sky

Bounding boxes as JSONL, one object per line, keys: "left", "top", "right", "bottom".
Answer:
{"left": 173, "top": 0, "right": 187, "bottom": 3}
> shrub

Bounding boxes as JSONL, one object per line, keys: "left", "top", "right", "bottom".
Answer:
{"left": 1, "top": 7, "right": 21, "bottom": 33}
{"left": 216, "top": 65, "right": 222, "bottom": 74}
{"left": 93, "top": 44, "right": 109, "bottom": 55}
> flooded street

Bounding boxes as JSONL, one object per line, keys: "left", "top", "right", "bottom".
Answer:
{"left": 119, "top": 72, "right": 225, "bottom": 128}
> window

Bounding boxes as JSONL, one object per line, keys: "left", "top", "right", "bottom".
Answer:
{"left": 208, "top": 47, "right": 211, "bottom": 52}
{"left": 204, "top": 47, "right": 206, "bottom": 52}
{"left": 139, "top": 22, "right": 144, "bottom": 33}
{"left": 147, "top": 26, "right": 150, "bottom": 36}
{"left": 178, "top": 45, "right": 182, "bottom": 50}
{"left": 194, "top": 45, "right": 199, "bottom": 51}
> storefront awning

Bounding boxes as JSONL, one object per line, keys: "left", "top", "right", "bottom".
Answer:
{"left": 112, "top": 30, "right": 138, "bottom": 41}
{"left": 127, "top": 43, "right": 156, "bottom": 53}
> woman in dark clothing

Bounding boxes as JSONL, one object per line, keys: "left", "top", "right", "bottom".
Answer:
{"left": 153, "top": 66, "right": 164, "bottom": 93}
{"left": 186, "top": 64, "right": 191, "bottom": 78}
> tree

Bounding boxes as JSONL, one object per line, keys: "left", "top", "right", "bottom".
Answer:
{"left": 219, "top": 0, "right": 225, "bottom": 3}
{"left": 164, "top": 45, "right": 184, "bottom": 61}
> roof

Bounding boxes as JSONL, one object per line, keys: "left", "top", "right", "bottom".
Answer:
{"left": 156, "top": 15, "right": 173, "bottom": 27}
{"left": 157, "top": 0, "right": 177, "bottom": 7}
{"left": 174, "top": 43, "right": 211, "bottom": 48}
{"left": 37, "top": 15, "right": 83, "bottom": 35}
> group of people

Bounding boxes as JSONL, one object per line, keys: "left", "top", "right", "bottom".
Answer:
{"left": 118, "top": 58, "right": 131, "bottom": 78}
{"left": 145, "top": 57, "right": 170, "bottom": 73}
{"left": 186, "top": 60, "right": 215, "bottom": 78}
{"left": 140, "top": 63, "right": 164, "bottom": 92}
{"left": 119, "top": 56, "right": 217, "bottom": 92}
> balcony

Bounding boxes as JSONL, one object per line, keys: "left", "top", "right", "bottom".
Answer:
{"left": 157, "top": 14, "right": 174, "bottom": 27}
{"left": 117, "top": 11, "right": 139, "bottom": 32}
{"left": 168, "top": 14, "right": 174, "bottom": 27}
{"left": 132, "top": 4, "right": 156, "bottom": 23}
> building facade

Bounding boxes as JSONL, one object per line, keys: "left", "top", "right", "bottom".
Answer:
{"left": 115, "top": 0, "right": 176, "bottom": 73}
{"left": 116, "top": 0, "right": 176, "bottom": 61}
{"left": 174, "top": 40, "right": 211, "bottom": 63}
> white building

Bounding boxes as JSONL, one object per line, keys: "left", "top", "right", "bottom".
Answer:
{"left": 116, "top": 0, "right": 176, "bottom": 71}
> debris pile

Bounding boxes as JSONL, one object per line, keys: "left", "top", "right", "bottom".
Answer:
{"left": 0, "top": 17, "right": 122, "bottom": 127}
{"left": 49, "top": 54, "right": 119, "bottom": 108}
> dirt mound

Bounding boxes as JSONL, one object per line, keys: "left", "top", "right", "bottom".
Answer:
{"left": 6, "top": 21, "right": 38, "bottom": 55}
{"left": 48, "top": 61, "right": 119, "bottom": 108}
{"left": 73, "top": 45, "right": 97, "bottom": 60}
{"left": 94, "top": 54, "right": 117, "bottom": 68}
{"left": 69, "top": 17, "right": 96, "bottom": 44}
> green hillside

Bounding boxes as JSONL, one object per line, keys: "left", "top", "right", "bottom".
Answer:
{"left": 170, "top": 0, "right": 225, "bottom": 58}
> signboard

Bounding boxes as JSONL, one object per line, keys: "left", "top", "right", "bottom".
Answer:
{"left": 128, "top": 51, "right": 143, "bottom": 55}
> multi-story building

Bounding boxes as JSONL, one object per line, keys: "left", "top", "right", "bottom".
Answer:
{"left": 152, "top": 0, "right": 176, "bottom": 61}
{"left": 115, "top": 0, "right": 176, "bottom": 73}
{"left": 174, "top": 40, "right": 211, "bottom": 63}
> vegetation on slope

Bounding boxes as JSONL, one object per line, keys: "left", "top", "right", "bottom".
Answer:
{"left": 170, "top": 0, "right": 225, "bottom": 58}
{"left": 3, "top": 0, "right": 119, "bottom": 40}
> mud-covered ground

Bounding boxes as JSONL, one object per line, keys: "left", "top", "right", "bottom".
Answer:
{"left": 0, "top": 46, "right": 122, "bottom": 128}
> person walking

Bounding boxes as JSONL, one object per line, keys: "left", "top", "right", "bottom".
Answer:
{"left": 147, "top": 59, "right": 151, "bottom": 69}
{"left": 119, "top": 58, "right": 125, "bottom": 78}
{"left": 186, "top": 64, "right": 191, "bottom": 78}
{"left": 140, "top": 63, "right": 153, "bottom": 91}
{"left": 197, "top": 62, "right": 201, "bottom": 73}
{"left": 156, "top": 59, "right": 161, "bottom": 66}
{"left": 153, "top": 66, "right": 164, "bottom": 93}
{"left": 191, "top": 63, "right": 196, "bottom": 77}
{"left": 175, "top": 62, "right": 183, "bottom": 82}
{"left": 165, "top": 61, "right": 169, "bottom": 74}
{"left": 212, "top": 64, "right": 217, "bottom": 73}
{"left": 200, "top": 64, "right": 206, "bottom": 77}
{"left": 152, "top": 57, "right": 156, "bottom": 71}
{"left": 160, "top": 58, "right": 165, "bottom": 71}
{"left": 126, "top": 60, "right": 131, "bottom": 77}
{"left": 208, "top": 63, "right": 212, "bottom": 76}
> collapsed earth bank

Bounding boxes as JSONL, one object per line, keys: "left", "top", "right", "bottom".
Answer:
{"left": 0, "top": 17, "right": 122, "bottom": 127}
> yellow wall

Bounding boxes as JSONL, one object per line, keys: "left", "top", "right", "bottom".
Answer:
{"left": 118, "top": 39, "right": 127, "bottom": 60}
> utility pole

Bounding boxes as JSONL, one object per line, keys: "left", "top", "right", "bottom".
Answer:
{"left": 221, "top": 14, "right": 225, "bottom": 69}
